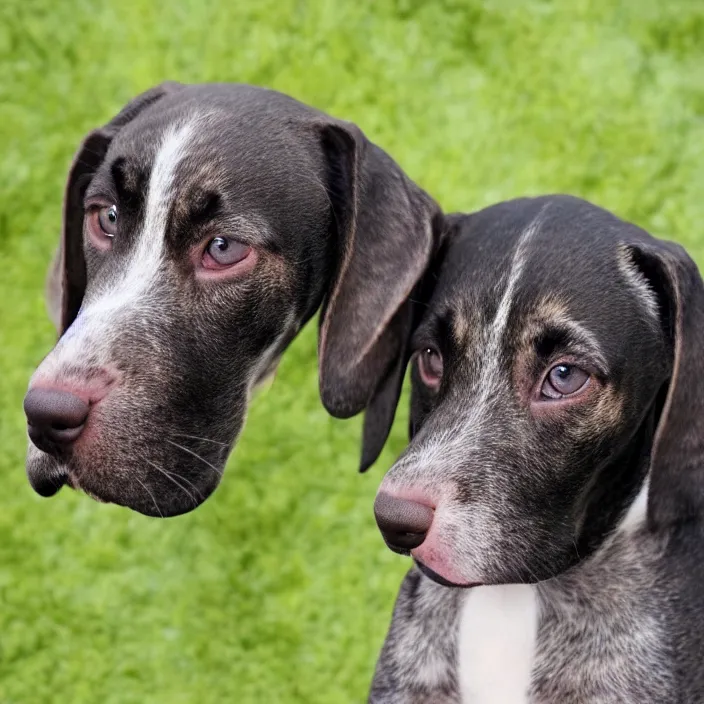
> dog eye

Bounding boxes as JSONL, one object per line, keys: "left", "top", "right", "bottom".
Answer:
{"left": 203, "top": 237, "right": 251, "bottom": 269}
{"left": 98, "top": 205, "right": 118, "bottom": 236}
{"left": 87, "top": 204, "right": 118, "bottom": 249}
{"left": 541, "top": 364, "right": 589, "bottom": 399}
{"left": 417, "top": 347, "right": 443, "bottom": 389}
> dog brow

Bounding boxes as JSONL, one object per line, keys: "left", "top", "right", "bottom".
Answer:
{"left": 541, "top": 318, "right": 608, "bottom": 372}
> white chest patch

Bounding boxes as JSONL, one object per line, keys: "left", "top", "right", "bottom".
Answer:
{"left": 458, "top": 584, "right": 538, "bottom": 704}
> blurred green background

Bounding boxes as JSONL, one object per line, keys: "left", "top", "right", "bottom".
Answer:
{"left": 1, "top": 0, "right": 703, "bottom": 702}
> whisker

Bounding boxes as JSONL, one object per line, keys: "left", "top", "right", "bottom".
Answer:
{"left": 142, "top": 457, "right": 201, "bottom": 507}
{"left": 134, "top": 476, "right": 164, "bottom": 518}
{"left": 163, "top": 468, "right": 205, "bottom": 500}
{"left": 166, "top": 438, "right": 223, "bottom": 477}
{"left": 171, "top": 432, "right": 229, "bottom": 448}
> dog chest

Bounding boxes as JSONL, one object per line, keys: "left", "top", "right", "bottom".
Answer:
{"left": 457, "top": 583, "right": 538, "bottom": 704}
{"left": 455, "top": 531, "right": 670, "bottom": 703}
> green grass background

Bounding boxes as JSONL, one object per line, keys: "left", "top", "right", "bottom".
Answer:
{"left": 1, "top": 0, "right": 703, "bottom": 702}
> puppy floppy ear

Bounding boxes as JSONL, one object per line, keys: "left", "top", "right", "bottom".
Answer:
{"left": 629, "top": 239, "right": 704, "bottom": 529}
{"left": 50, "top": 81, "right": 184, "bottom": 335}
{"left": 357, "top": 299, "right": 414, "bottom": 472}
{"left": 315, "top": 121, "right": 442, "bottom": 470}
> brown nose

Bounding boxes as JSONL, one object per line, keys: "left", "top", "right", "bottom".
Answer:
{"left": 374, "top": 493, "right": 434, "bottom": 554}
{"left": 24, "top": 388, "right": 89, "bottom": 453}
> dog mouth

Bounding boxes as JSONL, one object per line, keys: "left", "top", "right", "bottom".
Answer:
{"left": 414, "top": 559, "right": 483, "bottom": 589}
{"left": 31, "top": 471, "right": 68, "bottom": 497}
{"left": 26, "top": 445, "right": 221, "bottom": 517}
{"left": 26, "top": 455, "right": 112, "bottom": 504}
{"left": 25, "top": 449, "right": 70, "bottom": 497}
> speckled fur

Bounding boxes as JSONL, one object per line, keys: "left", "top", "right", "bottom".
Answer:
{"left": 368, "top": 196, "right": 704, "bottom": 703}
{"left": 25, "top": 81, "right": 441, "bottom": 516}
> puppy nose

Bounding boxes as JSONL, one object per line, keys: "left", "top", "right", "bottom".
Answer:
{"left": 24, "top": 388, "right": 90, "bottom": 451}
{"left": 374, "top": 493, "right": 434, "bottom": 554}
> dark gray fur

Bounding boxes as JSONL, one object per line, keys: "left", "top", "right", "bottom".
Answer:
{"left": 25, "top": 82, "right": 441, "bottom": 516}
{"left": 366, "top": 196, "right": 704, "bottom": 702}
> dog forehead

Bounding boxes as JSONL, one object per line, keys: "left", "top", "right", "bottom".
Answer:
{"left": 108, "top": 92, "right": 320, "bottom": 184}
{"left": 437, "top": 197, "right": 648, "bottom": 320}
{"left": 97, "top": 86, "right": 330, "bottom": 243}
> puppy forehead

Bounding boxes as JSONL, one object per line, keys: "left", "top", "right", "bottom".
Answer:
{"left": 435, "top": 196, "right": 653, "bottom": 336}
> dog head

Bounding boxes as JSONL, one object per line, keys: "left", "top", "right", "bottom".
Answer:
{"left": 371, "top": 195, "right": 704, "bottom": 586}
{"left": 25, "top": 82, "right": 441, "bottom": 517}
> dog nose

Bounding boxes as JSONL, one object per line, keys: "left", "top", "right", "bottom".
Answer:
{"left": 24, "top": 388, "right": 90, "bottom": 451}
{"left": 374, "top": 493, "right": 434, "bottom": 554}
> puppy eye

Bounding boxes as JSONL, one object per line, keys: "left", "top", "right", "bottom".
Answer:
{"left": 203, "top": 236, "right": 251, "bottom": 269}
{"left": 87, "top": 204, "right": 118, "bottom": 249}
{"left": 541, "top": 364, "right": 590, "bottom": 399}
{"left": 417, "top": 347, "right": 443, "bottom": 389}
{"left": 98, "top": 205, "right": 118, "bottom": 235}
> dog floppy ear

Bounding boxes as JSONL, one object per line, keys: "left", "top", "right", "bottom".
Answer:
{"left": 629, "top": 239, "right": 704, "bottom": 529}
{"left": 49, "top": 81, "right": 184, "bottom": 335}
{"left": 315, "top": 121, "right": 442, "bottom": 470}
{"left": 357, "top": 299, "right": 414, "bottom": 472}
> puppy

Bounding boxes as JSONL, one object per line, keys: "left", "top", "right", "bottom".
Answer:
{"left": 24, "top": 82, "right": 442, "bottom": 517}
{"left": 368, "top": 195, "right": 704, "bottom": 702}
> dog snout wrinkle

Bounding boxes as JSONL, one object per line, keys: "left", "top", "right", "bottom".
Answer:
{"left": 374, "top": 493, "right": 434, "bottom": 553}
{"left": 24, "top": 388, "right": 89, "bottom": 451}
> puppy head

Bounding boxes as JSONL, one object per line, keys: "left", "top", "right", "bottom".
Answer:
{"left": 26, "top": 82, "right": 440, "bottom": 517}
{"left": 374, "top": 195, "right": 704, "bottom": 586}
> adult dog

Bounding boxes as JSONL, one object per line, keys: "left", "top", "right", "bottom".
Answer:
{"left": 23, "top": 82, "right": 442, "bottom": 517}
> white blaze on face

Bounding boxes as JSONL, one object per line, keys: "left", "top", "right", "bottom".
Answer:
{"left": 86, "top": 120, "right": 197, "bottom": 317}
{"left": 38, "top": 121, "right": 197, "bottom": 375}
{"left": 378, "top": 207, "right": 555, "bottom": 589}
{"left": 405, "top": 206, "right": 551, "bottom": 472}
